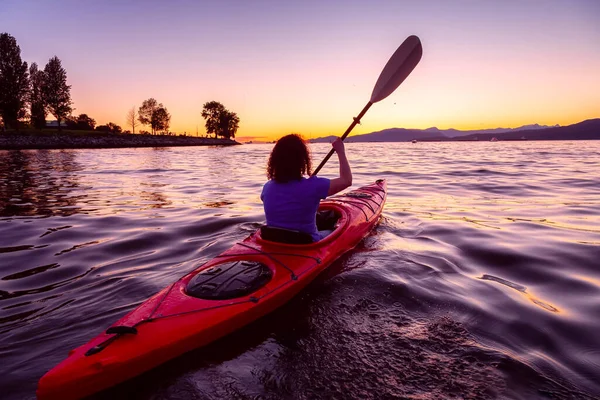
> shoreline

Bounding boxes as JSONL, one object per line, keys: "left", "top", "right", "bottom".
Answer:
{"left": 0, "top": 132, "right": 240, "bottom": 150}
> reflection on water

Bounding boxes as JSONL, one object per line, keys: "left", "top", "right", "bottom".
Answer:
{"left": 479, "top": 274, "right": 559, "bottom": 313}
{"left": 203, "top": 200, "right": 235, "bottom": 208}
{"left": 0, "top": 150, "right": 84, "bottom": 217}
{"left": 2, "top": 262, "right": 60, "bottom": 280}
{"left": 139, "top": 182, "right": 171, "bottom": 209}
{"left": 0, "top": 149, "right": 182, "bottom": 217}
{"left": 0, "top": 142, "right": 599, "bottom": 399}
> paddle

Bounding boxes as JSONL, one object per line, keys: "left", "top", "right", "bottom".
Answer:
{"left": 312, "top": 35, "right": 423, "bottom": 176}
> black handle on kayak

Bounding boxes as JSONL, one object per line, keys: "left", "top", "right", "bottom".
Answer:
{"left": 311, "top": 101, "right": 373, "bottom": 177}
{"left": 106, "top": 326, "right": 138, "bottom": 335}
{"left": 85, "top": 326, "right": 138, "bottom": 356}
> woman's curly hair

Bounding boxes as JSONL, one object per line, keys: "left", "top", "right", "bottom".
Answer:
{"left": 267, "top": 134, "right": 312, "bottom": 182}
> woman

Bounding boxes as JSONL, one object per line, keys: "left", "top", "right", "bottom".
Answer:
{"left": 261, "top": 134, "right": 352, "bottom": 242}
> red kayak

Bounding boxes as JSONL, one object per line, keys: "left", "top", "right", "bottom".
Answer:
{"left": 37, "top": 179, "right": 387, "bottom": 399}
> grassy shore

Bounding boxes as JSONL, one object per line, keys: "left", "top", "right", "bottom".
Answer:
{"left": 0, "top": 129, "right": 239, "bottom": 150}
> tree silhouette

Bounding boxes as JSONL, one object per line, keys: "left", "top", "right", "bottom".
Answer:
{"left": 201, "top": 101, "right": 239, "bottom": 139}
{"left": 152, "top": 107, "right": 170, "bottom": 134}
{"left": 96, "top": 122, "right": 122, "bottom": 134}
{"left": 0, "top": 33, "right": 29, "bottom": 130}
{"left": 126, "top": 106, "right": 138, "bottom": 134}
{"left": 219, "top": 110, "right": 240, "bottom": 139}
{"left": 74, "top": 113, "right": 95, "bottom": 130}
{"left": 138, "top": 98, "right": 158, "bottom": 134}
{"left": 42, "top": 56, "right": 72, "bottom": 132}
{"left": 107, "top": 122, "right": 122, "bottom": 134}
{"left": 29, "top": 62, "right": 46, "bottom": 129}
{"left": 201, "top": 101, "right": 225, "bottom": 138}
{"left": 138, "top": 98, "right": 170, "bottom": 135}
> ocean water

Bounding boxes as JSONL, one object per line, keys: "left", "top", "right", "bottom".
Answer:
{"left": 0, "top": 141, "right": 599, "bottom": 399}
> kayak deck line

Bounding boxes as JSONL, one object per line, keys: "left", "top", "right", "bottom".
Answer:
{"left": 330, "top": 185, "right": 385, "bottom": 221}
{"left": 233, "top": 241, "right": 320, "bottom": 279}
{"left": 331, "top": 198, "right": 374, "bottom": 221}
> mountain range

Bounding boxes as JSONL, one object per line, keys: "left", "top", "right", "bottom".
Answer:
{"left": 309, "top": 118, "right": 600, "bottom": 143}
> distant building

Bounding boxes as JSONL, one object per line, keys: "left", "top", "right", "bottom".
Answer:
{"left": 46, "top": 120, "right": 68, "bottom": 127}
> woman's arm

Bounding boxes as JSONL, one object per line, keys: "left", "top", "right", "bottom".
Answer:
{"left": 327, "top": 138, "right": 352, "bottom": 196}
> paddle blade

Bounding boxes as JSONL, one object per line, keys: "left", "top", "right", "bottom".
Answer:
{"left": 370, "top": 35, "right": 423, "bottom": 103}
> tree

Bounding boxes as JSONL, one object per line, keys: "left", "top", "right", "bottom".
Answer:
{"left": 96, "top": 122, "right": 122, "bottom": 134}
{"left": 126, "top": 106, "right": 138, "bottom": 134}
{"left": 138, "top": 98, "right": 170, "bottom": 135}
{"left": 219, "top": 110, "right": 240, "bottom": 139}
{"left": 42, "top": 56, "right": 72, "bottom": 132}
{"left": 74, "top": 113, "right": 95, "bottom": 130}
{"left": 201, "top": 101, "right": 240, "bottom": 139}
{"left": 201, "top": 101, "right": 225, "bottom": 138}
{"left": 66, "top": 114, "right": 96, "bottom": 130}
{"left": 107, "top": 122, "right": 122, "bottom": 134}
{"left": 64, "top": 115, "right": 77, "bottom": 129}
{"left": 138, "top": 98, "right": 158, "bottom": 134}
{"left": 151, "top": 106, "right": 170, "bottom": 134}
{"left": 29, "top": 62, "right": 46, "bottom": 129}
{"left": 0, "top": 33, "right": 29, "bottom": 130}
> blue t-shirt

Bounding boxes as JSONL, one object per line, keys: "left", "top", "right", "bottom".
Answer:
{"left": 261, "top": 176, "right": 330, "bottom": 242}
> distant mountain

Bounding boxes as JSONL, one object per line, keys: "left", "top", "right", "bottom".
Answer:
{"left": 456, "top": 119, "right": 600, "bottom": 141}
{"left": 310, "top": 128, "right": 447, "bottom": 143}
{"left": 309, "top": 119, "right": 599, "bottom": 143}
{"left": 421, "top": 123, "right": 560, "bottom": 138}
{"left": 443, "top": 123, "right": 560, "bottom": 138}
{"left": 311, "top": 127, "right": 446, "bottom": 144}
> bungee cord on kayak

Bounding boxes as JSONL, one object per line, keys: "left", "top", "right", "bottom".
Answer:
{"left": 331, "top": 195, "right": 379, "bottom": 221}
{"left": 329, "top": 185, "right": 386, "bottom": 222}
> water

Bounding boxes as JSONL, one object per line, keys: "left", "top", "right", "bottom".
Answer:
{"left": 1, "top": 141, "right": 599, "bottom": 399}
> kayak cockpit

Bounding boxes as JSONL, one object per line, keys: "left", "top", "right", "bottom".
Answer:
{"left": 258, "top": 206, "right": 344, "bottom": 246}
{"left": 185, "top": 207, "right": 345, "bottom": 301}
{"left": 186, "top": 260, "right": 273, "bottom": 300}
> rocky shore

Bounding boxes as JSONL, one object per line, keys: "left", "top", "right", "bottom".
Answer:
{"left": 0, "top": 132, "right": 239, "bottom": 150}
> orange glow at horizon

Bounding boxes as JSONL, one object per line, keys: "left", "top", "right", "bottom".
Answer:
{"left": 74, "top": 38, "right": 600, "bottom": 140}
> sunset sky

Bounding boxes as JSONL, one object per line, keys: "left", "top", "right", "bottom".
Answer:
{"left": 1, "top": 0, "right": 599, "bottom": 140}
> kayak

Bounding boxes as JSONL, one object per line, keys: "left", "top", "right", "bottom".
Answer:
{"left": 37, "top": 180, "right": 387, "bottom": 399}
{"left": 37, "top": 179, "right": 387, "bottom": 399}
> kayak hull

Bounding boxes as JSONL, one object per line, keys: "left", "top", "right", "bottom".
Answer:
{"left": 37, "top": 180, "right": 387, "bottom": 400}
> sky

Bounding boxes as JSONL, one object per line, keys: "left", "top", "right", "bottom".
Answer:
{"left": 1, "top": 0, "right": 599, "bottom": 140}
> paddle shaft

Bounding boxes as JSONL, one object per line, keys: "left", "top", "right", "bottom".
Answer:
{"left": 312, "top": 101, "right": 373, "bottom": 176}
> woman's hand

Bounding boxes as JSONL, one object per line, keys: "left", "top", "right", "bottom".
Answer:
{"left": 332, "top": 137, "right": 345, "bottom": 155}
